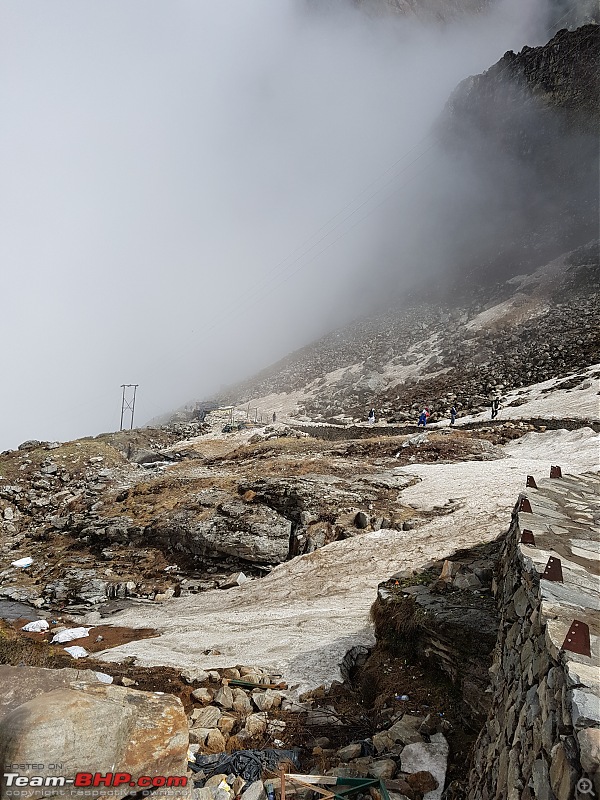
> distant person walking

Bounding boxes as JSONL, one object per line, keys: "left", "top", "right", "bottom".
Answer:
{"left": 272, "top": 412, "right": 277, "bottom": 423}
{"left": 450, "top": 406, "right": 457, "bottom": 426}
{"left": 417, "top": 408, "right": 430, "bottom": 428}
{"left": 368, "top": 408, "right": 375, "bottom": 424}
{"left": 491, "top": 398, "right": 500, "bottom": 420}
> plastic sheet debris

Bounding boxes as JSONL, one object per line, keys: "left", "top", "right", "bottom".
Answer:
{"left": 22, "top": 620, "right": 49, "bottom": 632}
{"left": 64, "top": 646, "right": 88, "bottom": 658}
{"left": 11, "top": 557, "right": 33, "bottom": 568}
{"left": 192, "top": 749, "right": 301, "bottom": 782}
{"left": 94, "top": 672, "right": 113, "bottom": 684}
{"left": 51, "top": 627, "right": 90, "bottom": 643}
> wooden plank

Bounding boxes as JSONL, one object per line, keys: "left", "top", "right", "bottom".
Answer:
{"left": 286, "top": 775, "right": 339, "bottom": 787}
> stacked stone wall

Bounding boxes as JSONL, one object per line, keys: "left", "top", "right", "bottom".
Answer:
{"left": 467, "top": 473, "right": 599, "bottom": 800}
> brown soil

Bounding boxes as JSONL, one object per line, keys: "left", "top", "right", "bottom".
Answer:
{"left": 9, "top": 617, "right": 157, "bottom": 653}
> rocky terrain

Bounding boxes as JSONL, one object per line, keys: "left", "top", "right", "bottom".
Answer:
{"left": 0, "top": 18, "right": 598, "bottom": 800}
{"left": 213, "top": 242, "right": 599, "bottom": 426}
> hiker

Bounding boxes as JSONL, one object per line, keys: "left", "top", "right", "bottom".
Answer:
{"left": 368, "top": 408, "right": 375, "bottom": 424}
{"left": 272, "top": 412, "right": 277, "bottom": 423}
{"left": 417, "top": 408, "right": 429, "bottom": 428}
{"left": 450, "top": 406, "right": 457, "bottom": 426}
{"left": 491, "top": 398, "right": 500, "bottom": 419}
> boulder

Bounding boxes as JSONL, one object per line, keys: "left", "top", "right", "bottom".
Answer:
{"left": 189, "top": 727, "right": 211, "bottom": 746}
{"left": 387, "top": 716, "right": 425, "bottom": 745}
{"left": 251, "top": 689, "right": 282, "bottom": 712}
{"left": 220, "top": 572, "right": 251, "bottom": 589}
{"left": 244, "top": 713, "right": 268, "bottom": 736}
{"left": 400, "top": 734, "right": 449, "bottom": 800}
{"left": 182, "top": 667, "right": 210, "bottom": 684}
{"left": 217, "top": 714, "right": 237, "bottom": 735}
{"left": 372, "top": 731, "right": 395, "bottom": 754}
{"left": 0, "top": 682, "right": 189, "bottom": 799}
{"left": 232, "top": 688, "right": 253, "bottom": 714}
{"left": 153, "top": 504, "right": 291, "bottom": 564}
{"left": 192, "top": 706, "right": 222, "bottom": 728}
{"left": 206, "top": 728, "right": 227, "bottom": 753}
{"left": 354, "top": 511, "right": 369, "bottom": 529}
{"left": 192, "top": 688, "right": 214, "bottom": 704}
{"left": 0, "top": 665, "right": 108, "bottom": 722}
{"left": 241, "top": 780, "right": 267, "bottom": 800}
{"left": 368, "top": 759, "right": 397, "bottom": 779}
{"left": 214, "top": 686, "right": 234, "bottom": 709}
{"left": 337, "top": 743, "right": 363, "bottom": 762}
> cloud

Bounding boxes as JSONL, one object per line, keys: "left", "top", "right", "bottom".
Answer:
{"left": 0, "top": 0, "right": 558, "bottom": 447}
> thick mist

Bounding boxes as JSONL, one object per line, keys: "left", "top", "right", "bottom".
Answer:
{"left": 0, "top": 0, "right": 561, "bottom": 448}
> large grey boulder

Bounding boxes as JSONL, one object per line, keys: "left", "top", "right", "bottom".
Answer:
{"left": 0, "top": 681, "right": 190, "bottom": 799}
{"left": 151, "top": 504, "right": 291, "bottom": 564}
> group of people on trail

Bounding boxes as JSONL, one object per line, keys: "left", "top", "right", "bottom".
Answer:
{"left": 364, "top": 396, "right": 500, "bottom": 429}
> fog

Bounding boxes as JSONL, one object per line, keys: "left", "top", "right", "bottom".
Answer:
{"left": 0, "top": 0, "right": 565, "bottom": 448}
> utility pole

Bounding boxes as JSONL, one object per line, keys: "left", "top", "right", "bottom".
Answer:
{"left": 120, "top": 384, "right": 139, "bottom": 431}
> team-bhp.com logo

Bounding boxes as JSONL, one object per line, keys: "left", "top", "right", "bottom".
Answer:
{"left": 3, "top": 772, "right": 187, "bottom": 792}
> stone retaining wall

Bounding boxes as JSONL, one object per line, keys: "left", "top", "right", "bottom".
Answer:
{"left": 467, "top": 471, "right": 599, "bottom": 800}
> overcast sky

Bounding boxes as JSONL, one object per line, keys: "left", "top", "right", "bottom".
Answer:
{"left": 0, "top": 0, "right": 552, "bottom": 449}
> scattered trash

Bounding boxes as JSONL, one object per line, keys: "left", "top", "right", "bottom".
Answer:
{"left": 51, "top": 627, "right": 91, "bottom": 643}
{"left": 11, "top": 557, "right": 33, "bottom": 568}
{"left": 64, "top": 646, "right": 88, "bottom": 658}
{"left": 192, "top": 749, "right": 301, "bottom": 783}
{"left": 395, "top": 694, "right": 410, "bottom": 701}
{"left": 22, "top": 619, "right": 49, "bottom": 632}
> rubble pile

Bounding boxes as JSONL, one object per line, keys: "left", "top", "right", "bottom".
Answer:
{"left": 180, "top": 665, "right": 450, "bottom": 800}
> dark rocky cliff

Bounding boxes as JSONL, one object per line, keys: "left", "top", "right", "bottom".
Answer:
{"left": 437, "top": 25, "right": 599, "bottom": 284}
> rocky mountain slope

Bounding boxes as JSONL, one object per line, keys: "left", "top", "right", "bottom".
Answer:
{"left": 209, "top": 26, "right": 599, "bottom": 423}
{"left": 213, "top": 241, "right": 598, "bottom": 424}
{"left": 0, "top": 18, "right": 598, "bottom": 800}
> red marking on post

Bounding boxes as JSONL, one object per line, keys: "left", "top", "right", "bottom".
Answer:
{"left": 550, "top": 465, "right": 562, "bottom": 478}
{"left": 519, "top": 497, "right": 533, "bottom": 513}
{"left": 542, "top": 556, "right": 563, "bottom": 582}
{"left": 520, "top": 529, "right": 536, "bottom": 545}
{"left": 562, "top": 620, "right": 591, "bottom": 657}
